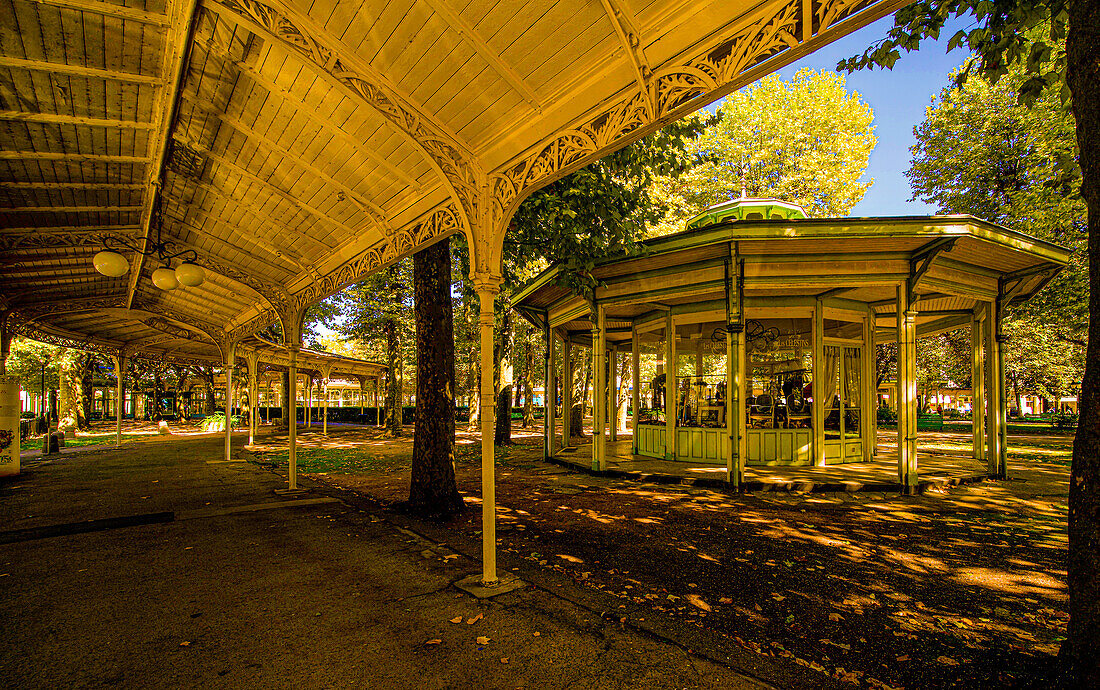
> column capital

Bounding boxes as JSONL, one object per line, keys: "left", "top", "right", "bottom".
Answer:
{"left": 471, "top": 271, "right": 503, "bottom": 298}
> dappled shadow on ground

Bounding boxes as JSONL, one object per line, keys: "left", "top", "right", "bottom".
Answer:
{"left": 249, "top": 425, "right": 1070, "bottom": 689}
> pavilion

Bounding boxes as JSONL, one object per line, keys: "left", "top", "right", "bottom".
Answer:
{"left": 0, "top": 0, "right": 953, "bottom": 588}
{"left": 511, "top": 198, "right": 1071, "bottom": 492}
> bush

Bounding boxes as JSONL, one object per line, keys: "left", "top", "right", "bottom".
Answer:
{"left": 943, "top": 408, "right": 963, "bottom": 420}
{"left": 1052, "top": 411, "right": 1079, "bottom": 431}
{"left": 877, "top": 406, "right": 896, "bottom": 424}
{"left": 200, "top": 413, "right": 241, "bottom": 432}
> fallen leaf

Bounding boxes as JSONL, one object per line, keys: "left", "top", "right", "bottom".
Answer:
{"left": 466, "top": 613, "right": 483, "bottom": 625}
{"left": 476, "top": 636, "right": 490, "bottom": 644}
{"left": 500, "top": 657, "right": 510, "bottom": 664}
{"left": 179, "top": 641, "right": 191, "bottom": 647}
{"left": 686, "top": 594, "right": 712, "bottom": 612}
{"left": 719, "top": 597, "right": 733, "bottom": 604}
{"left": 829, "top": 613, "right": 844, "bottom": 621}
{"left": 532, "top": 632, "right": 541, "bottom": 637}
{"left": 896, "top": 655, "right": 910, "bottom": 662}
{"left": 425, "top": 639, "right": 442, "bottom": 645}
{"left": 937, "top": 656, "right": 959, "bottom": 666}
{"left": 449, "top": 616, "right": 463, "bottom": 624}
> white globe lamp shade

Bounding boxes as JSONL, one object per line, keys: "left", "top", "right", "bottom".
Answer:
{"left": 151, "top": 267, "right": 179, "bottom": 290}
{"left": 93, "top": 250, "right": 129, "bottom": 277}
{"left": 175, "top": 262, "right": 205, "bottom": 287}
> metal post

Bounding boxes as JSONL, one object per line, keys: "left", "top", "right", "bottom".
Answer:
{"left": 288, "top": 349, "right": 299, "bottom": 490}
{"left": 897, "top": 283, "right": 918, "bottom": 493}
{"left": 665, "top": 311, "right": 676, "bottom": 461}
{"left": 631, "top": 326, "right": 640, "bottom": 455}
{"left": 544, "top": 321, "right": 553, "bottom": 460}
{"left": 812, "top": 300, "right": 825, "bottom": 466}
{"left": 591, "top": 305, "right": 607, "bottom": 471}
{"left": 224, "top": 345, "right": 235, "bottom": 462}
{"left": 114, "top": 355, "right": 126, "bottom": 448}
{"left": 476, "top": 284, "right": 499, "bottom": 587}
{"left": 321, "top": 374, "right": 327, "bottom": 433}
{"left": 971, "top": 308, "right": 986, "bottom": 461}
{"left": 563, "top": 339, "right": 573, "bottom": 450}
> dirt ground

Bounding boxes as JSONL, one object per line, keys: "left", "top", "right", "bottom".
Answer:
{"left": 248, "top": 423, "right": 1072, "bottom": 689}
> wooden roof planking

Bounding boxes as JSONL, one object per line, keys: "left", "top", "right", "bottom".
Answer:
{"left": 1, "top": 0, "right": 911, "bottom": 369}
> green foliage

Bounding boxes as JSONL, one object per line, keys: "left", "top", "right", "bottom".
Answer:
{"left": 506, "top": 117, "right": 707, "bottom": 299}
{"left": 200, "top": 413, "right": 240, "bottom": 433}
{"left": 909, "top": 62, "right": 1087, "bottom": 343}
{"left": 5, "top": 338, "right": 62, "bottom": 394}
{"left": 650, "top": 68, "right": 876, "bottom": 234}
{"left": 839, "top": 2, "right": 1069, "bottom": 108}
{"left": 906, "top": 62, "right": 1086, "bottom": 398}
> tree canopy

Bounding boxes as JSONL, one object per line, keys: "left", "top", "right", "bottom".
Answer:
{"left": 650, "top": 68, "right": 876, "bottom": 235}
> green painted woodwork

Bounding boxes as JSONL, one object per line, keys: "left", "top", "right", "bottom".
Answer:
{"left": 685, "top": 197, "right": 809, "bottom": 229}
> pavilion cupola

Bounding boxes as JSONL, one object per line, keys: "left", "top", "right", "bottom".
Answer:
{"left": 685, "top": 198, "right": 809, "bottom": 230}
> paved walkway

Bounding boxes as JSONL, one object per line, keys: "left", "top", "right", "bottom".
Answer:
{"left": 0, "top": 433, "right": 833, "bottom": 689}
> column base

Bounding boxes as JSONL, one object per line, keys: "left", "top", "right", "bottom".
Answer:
{"left": 455, "top": 572, "right": 526, "bottom": 598}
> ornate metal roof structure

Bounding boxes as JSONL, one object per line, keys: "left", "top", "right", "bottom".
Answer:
{"left": 1, "top": 0, "right": 907, "bottom": 358}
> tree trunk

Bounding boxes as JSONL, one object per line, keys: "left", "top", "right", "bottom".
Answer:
{"left": 1064, "top": 0, "right": 1100, "bottom": 683}
{"left": 408, "top": 238, "right": 464, "bottom": 515}
{"left": 384, "top": 319, "right": 402, "bottom": 435}
{"left": 495, "top": 386, "right": 513, "bottom": 445}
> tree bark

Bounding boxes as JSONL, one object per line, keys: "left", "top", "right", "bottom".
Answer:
{"left": 1064, "top": 0, "right": 1100, "bottom": 683}
{"left": 408, "top": 238, "right": 464, "bottom": 516}
{"left": 384, "top": 319, "right": 402, "bottom": 436}
{"left": 495, "top": 385, "right": 513, "bottom": 445}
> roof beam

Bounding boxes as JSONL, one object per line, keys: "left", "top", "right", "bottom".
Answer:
{"left": 0, "top": 56, "right": 162, "bottom": 85}
{"left": 0, "top": 151, "right": 150, "bottom": 163}
{"left": 128, "top": 0, "right": 203, "bottom": 310}
{"left": 173, "top": 134, "right": 359, "bottom": 243}
{"left": 179, "top": 95, "right": 391, "bottom": 232}
{"left": 418, "top": 0, "right": 542, "bottom": 112}
{"left": 162, "top": 214, "right": 297, "bottom": 276}
{"left": 188, "top": 35, "right": 422, "bottom": 192}
{"left": 200, "top": 0, "right": 474, "bottom": 227}
{"left": 19, "top": 0, "right": 171, "bottom": 26}
{"left": 0, "top": 110, "right": 156, "bottom": 129}
{"left": 598, "top": 0, "right": 654, "bottom": 114}
{"left": 201, "top": 0, "right": 472, "bottom": 159}
{"left": 0, "top": 182, "right": 145, "bottom": 190}
{"left": 0, "top": 205, "right": 144, "bottom": 213}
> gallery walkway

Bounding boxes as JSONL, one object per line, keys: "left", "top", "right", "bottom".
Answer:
{"left": 0, "top": 432, "right": 833, "bottom": 689}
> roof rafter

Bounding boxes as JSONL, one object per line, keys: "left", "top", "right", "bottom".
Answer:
{"left": 1, "top": 205, "right": 144, "bottom": 213}
{"left": 418, "top": 0, "right": 542, "bottom": 113}
{"left": 19, "top": 0, "right": 172, "bottom": 26}
{"left": 189, "top": 33, "right": 423, "bottom": 192}
{"left": 127, "top": 0, "right": 203, "bottom": 310}
{"left": 0, "top": 56, "right": 163, "bottom": 85}
{"left": 0, "top": 110, "right": 156, "bottom": 129}
{"left": 180, "top": 94, "right": 391, "bottom": 232}
{"left": 173, "top": 135, "right": 354, "bottom": 245}
{"left": 201, "top": 0, "right": 477, "bottom": 236}
{"left": 0, "top": 151, "right": 150, "bottom": 163}
{"left": 0, "top": 182, "right": 145, "bottom": 190}
{"left": 598, "top": 0, "right": 654, "bottom": 115}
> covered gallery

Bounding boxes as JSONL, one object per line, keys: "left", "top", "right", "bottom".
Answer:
{"left": 512, "top": 199, "right": 1070, "bottom": 493}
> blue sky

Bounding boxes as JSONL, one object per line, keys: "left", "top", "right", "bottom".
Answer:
{"left": 730, "top": 15, "right": 972, "bottom": 217}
